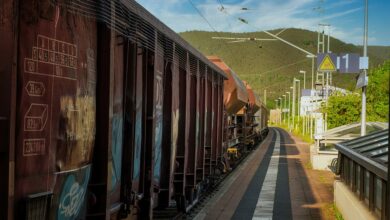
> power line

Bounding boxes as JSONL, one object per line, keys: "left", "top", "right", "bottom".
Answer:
{"left": 186, "top": 0, "right": 238, "bottom": 60}
{"left": 217, "top": 0, "right": 224, "bottom": 8}
{"left": 187, "top": 0, "right": 219, "bottom": 33}
{"left": 215, "top": 5, "right": 314, "bottom": 56}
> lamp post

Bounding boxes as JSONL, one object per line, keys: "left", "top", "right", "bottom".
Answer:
{"left": 296, "top": 79, "right": 301, "bottom": 117}
{"left": 306, "top": 54, "right": 316, "bottom": 91}
{"left": 361, "top": 0, "right": 368, "bottom": 136}
{"left": 282, "top": 94, "right": 286, "bottom": 123}
{"left": 294, "top": 78, "right": 301, "bottom": 116}
{"left": 278, "top": 97, "right": 282, "bottom": 123}
{"left": 299, "top": 70, "right": 306, "bottom": 90}
{"left": 291, "top": 81, "right": 296, "bottom": 130}
{"left": 274, "top": 99, "right": 279, "bottom": 124}
{"left": 294, "top": 79, "right": 301, "bottom": 131}
{"left": 286, "top": 91, "right": 291, "bottom": 131}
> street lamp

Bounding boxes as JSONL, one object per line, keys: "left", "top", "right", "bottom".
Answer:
{"left": 295, "top": 79, "right": 301, "bottom": 117}
{"left": 294, "top": 78, "right": 301, "bottom": 116}
{"left": 278, "top": 97, "right": 282, "bottom": 123}
{"left": 306, "top": 54, "right": 316, "bottom": 91}
{"left": 293, "top": 78, "right": 301, "bottom": 131}
{"left": 291, "top": 81, "right": 296, "bottom": 129}
{"left": 282, "top": 94, "right": 286, "bottom": 123}
{"left": 286, "top": 91, "right": 291, "bottom": 130}
{"left": 299, "top": 70, "right": 306, "bottom": 90}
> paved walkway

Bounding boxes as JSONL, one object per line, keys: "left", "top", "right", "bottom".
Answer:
{"left": 194, "top": 127, "right": 335, "bottom": 220}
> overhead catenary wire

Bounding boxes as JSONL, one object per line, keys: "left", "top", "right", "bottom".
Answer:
{"left": 214, "top": 5, "right": 317, "bottom": 105}
{"left": 215, "top": 6, "right": 315, "bottom": 57}
{"left": 217, "top": 0, "right": 224, "bottom": 8}
{"left": 186, "top": 0, "right": 242, "bottom": 68}
{"left": 49, "top": 0, "right": 228, "bottom": 81}
{"left": 187, "top": 0, "right": 219, "bottom": 33}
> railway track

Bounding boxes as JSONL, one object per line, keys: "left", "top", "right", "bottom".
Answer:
{"left": 154, "top": 149, "right": 255, "bottom": 219}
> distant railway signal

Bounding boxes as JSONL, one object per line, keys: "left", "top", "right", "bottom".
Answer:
{"left": 317, "top": 53, "right": 337, "bottom": 72}
{"left": 317, "top": 52, "right": 369, "bottom": 74}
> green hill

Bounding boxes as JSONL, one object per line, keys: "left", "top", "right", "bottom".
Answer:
{"left": 180, "top": 28, "right": 389, "bottom": 108}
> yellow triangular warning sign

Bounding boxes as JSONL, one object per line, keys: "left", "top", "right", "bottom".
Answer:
{"left": 319, "top": 54, "right": 336, "bottom": 71}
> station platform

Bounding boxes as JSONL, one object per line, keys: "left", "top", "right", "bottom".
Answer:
{"left": 194, "top": 127, "right": 335, "bottom": 220}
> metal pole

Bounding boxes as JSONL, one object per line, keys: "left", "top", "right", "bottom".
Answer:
{"left": 300, "top": 70, "right": 306, "bottom": 90}
{"left": 284, "top": 95, "right": 287, "bottom": 123}
{"left": 297, "top": 80, "right": 301, "bottom": 132}
{"left": 361, "top": 0, "right": 368, "bottom": 136}
{"left": 283, "top": 95, "right": 286, "bottom": 123}
{"left": 292, "top": 82, "right": 296, "bottom": 129}
{"left": 279, "top": 98, "right": 282, "bottom": 123}
{"left": 310, "top": 113, "right": 313, "bottom": 140}
{"left": 274, "top": 99, "right": 278, "bottom": 124}
{"left": 327, "top": 26, "right": 330, "bottom": 53}
{"left": 311, "top": 57, "right": 314, "bottom": 91}
{"left": 317, "top": 29, "right": 320, "bottom": 53}
{"left": 287, "top": 92, "right": 291, "bottom": 130}
{"left": 298, "top": 80, "right": 301, "bottom": 117}
{"left": 264, "top": 89, "right": 267, "bottom": 106}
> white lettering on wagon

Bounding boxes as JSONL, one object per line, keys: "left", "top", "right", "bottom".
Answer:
{"left": 23, "top": 139, "right": 45, "bottom": 156}
{"left": 24, "top": 35, "right": 78, "bottom": 80}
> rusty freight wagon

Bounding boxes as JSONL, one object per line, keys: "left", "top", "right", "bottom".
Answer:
{"left": 245, "top": 85, "right": 269, "bottom": 146}
{"left": 207, "top": 56, "right": 249, "bottom": 165}
{"left": 254, "top": 102, "right": 269, "bottom": 143}
{"left": 0, "top": 0, "right": 227, "bottom": 219}
{"left": 235, "top": 81, "right": 264, "bottom": 150}
{"left": 207, "top": 56, "right": 268, "bottom": 165}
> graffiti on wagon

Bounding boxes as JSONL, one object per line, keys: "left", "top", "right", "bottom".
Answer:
{"left": 57, "top": 165, "right": 91, "bottom": 220}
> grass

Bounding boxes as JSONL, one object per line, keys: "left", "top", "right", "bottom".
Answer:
{"left": 304, "top": 161, "right": 313, "bottom": 170}
{"left": 271, "top": 118, "right": 315, "bottom": 144}
{"left": 333, "top": 204, "right": 344, "bottom": 220}
{"left": 323, "top": 203, "right": 344, "bottom": 220}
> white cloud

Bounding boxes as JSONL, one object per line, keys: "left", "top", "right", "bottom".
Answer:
{"left": 136, "top": 0, "right": 365, "bottom": 45}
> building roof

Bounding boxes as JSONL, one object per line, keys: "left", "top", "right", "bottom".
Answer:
{"left": 315, "top": 122, "right": 388, "bottom": 141}
{"left": 336, "top": 129, "right": 388, "bottom": 180}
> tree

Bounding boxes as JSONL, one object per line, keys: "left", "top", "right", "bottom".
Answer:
{"left": 322, "top": 92, "right": 361, "bottom": 129}
{"left": 366, "top": 60, "right": 389, "bottom": 122}
{"left": 322, "top": 60, "right": 389, "bottom": 129}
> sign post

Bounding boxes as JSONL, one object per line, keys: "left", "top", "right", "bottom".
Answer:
{"left": 360, "top": 0, "right": 369, "bottom": 136}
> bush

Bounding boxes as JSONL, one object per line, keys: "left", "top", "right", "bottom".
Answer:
{"left": 322, "top": 60, "right": 389, "bottom": 129}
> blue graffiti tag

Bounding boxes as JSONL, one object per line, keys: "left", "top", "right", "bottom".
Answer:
{"left": 57, "top": 166, "right": 91, "bottom": 220}
{"left": 153, "top": 111, "right": 163, "bottom": 184}
{"left": 111, "top": 115, "right": 123, "bottom": 192}
{"left": 133, "top": 112, "right": 142, "bottom": 180}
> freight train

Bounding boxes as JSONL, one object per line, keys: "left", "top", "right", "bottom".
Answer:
{"left": 0, "top": 0, "right": 268, "bottom": 219}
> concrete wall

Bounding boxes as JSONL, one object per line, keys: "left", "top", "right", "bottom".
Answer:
{"left": 310, "top": 145, "right": 338, "bottom": 171}
{"left": 334, "top": 180, "right": 379, "bottom": 220}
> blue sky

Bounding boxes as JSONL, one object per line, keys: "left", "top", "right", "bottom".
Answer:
{"left": 136, "top": 0, "right": 390, "bottom": 46}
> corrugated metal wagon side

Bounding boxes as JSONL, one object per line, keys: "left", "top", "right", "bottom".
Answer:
{"left": 0, "top": 0, "right": 18, "bottom": 219}
{"left": 1, "top": 0, "right": 228, "bottom": 219}
{"left": 0, "top": 0, "right": 99, "bottom": 219}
